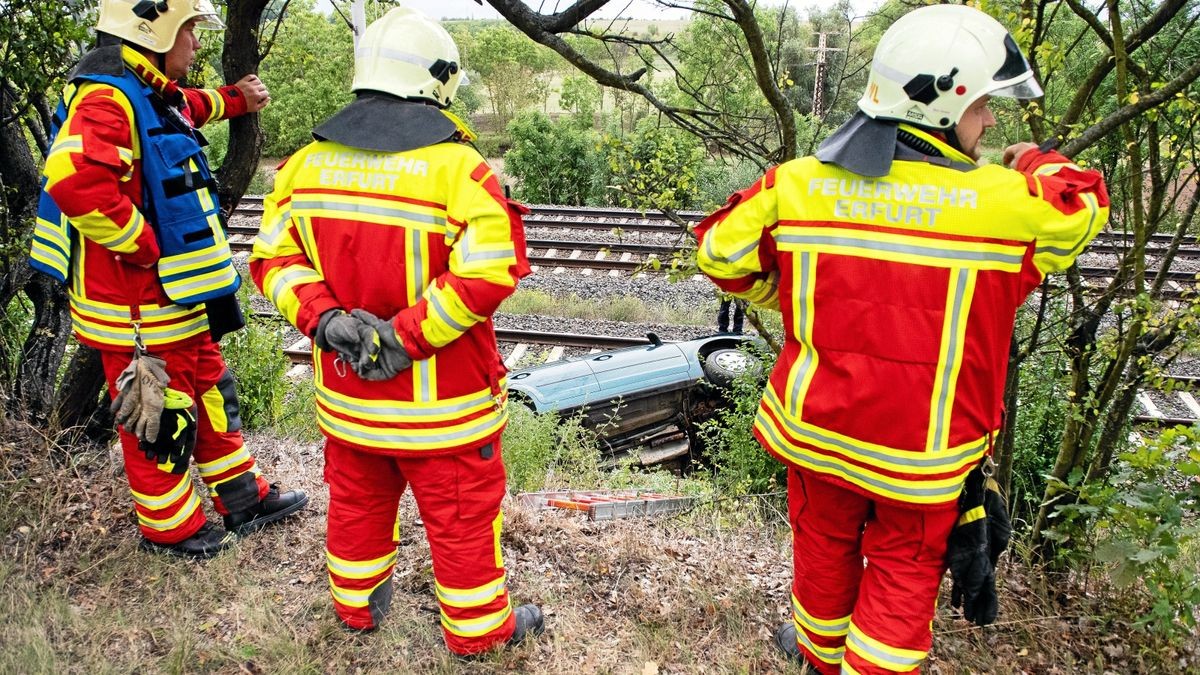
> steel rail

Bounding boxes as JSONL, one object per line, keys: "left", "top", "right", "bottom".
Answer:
{"left": 279, "top": 328, "right": 655, "bottom": 365}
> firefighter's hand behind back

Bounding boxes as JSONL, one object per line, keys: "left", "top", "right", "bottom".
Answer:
{"left": 350, "top": 308, "right": 412, "bottom": 381}
{"left": 315, "top": 309, "right": 380, "bottom": 372}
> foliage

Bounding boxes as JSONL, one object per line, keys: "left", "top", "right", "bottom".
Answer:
{"left": 502, "top": 403, "right": 602, "bottom": 492}
{"left": 559, "top": 74, "right": 601, "bottom": 122}
{"left": 499, "top": 289, "right": 712, "bottom": 327}
{"left": 463, "top": 25, "right": 556, "bottom": 127}
{"left": 218, "top": 286, "right": 288, "bottom": 430}
{"left": 504, "top": 112, "right": 601, "bottom": 205}
{"left": 695, "top": 344, "right": 783, "bottom": 495}
{"left": 1047, "top": 427, "right": 1200, "bottom": 643}
{"left": 202, "top": 122, "right": 230, "bottom": 167}
{"left": 257, "top": 0, "right": 354, "bottom": 157}
{"left": 247, "top": 167, "right": 275, "bottom": 195}
{"left": 597, "top": 117, "right": 706, "bottom": 210}
{"left": 693, "top": 159, "right": 766, "bottom": 212}
{"left": 277, "top": 378, "right": 321, "bottom": 442}
{"left": 0, "top": 296, "right": 33, "bottom": 395}
{"left": 1005, "top": 301, "right": 1072, "bottom": 525}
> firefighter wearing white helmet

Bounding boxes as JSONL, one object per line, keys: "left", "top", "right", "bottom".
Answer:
{"left": 31, "top": 0, "right": 307, "bottom": 559}
{"left": 858, "top": 3, "right": 1043, "bottom": 156}
{"left": 351, "top": 7, "right": 467, "bottom": 108}
{"left": 251, "top": 6, "right": 544, "bottom": 654}
{"left": 697, "top": 4, "right": 1110, "bottom": 672}
{"left": 97, "top": 0, "right": 225, "bottom": 53}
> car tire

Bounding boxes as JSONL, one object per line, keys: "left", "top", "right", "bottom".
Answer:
{"left": 702, "top": 348, "right": 753, "bottom": 388}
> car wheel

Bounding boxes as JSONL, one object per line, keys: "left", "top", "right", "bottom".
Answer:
{"left": 703, "top": 348, "right": 754, "bottom": 388}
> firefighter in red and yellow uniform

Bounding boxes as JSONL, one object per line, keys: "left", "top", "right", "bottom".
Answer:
{"left": 249, "top": 8, "right": 543, "bottom": 654}
{"left": 33, "top": 0, "right": 307, "bottom": 559}
{"left": 697, "top": 6, "right": 1109, "bottom": 673}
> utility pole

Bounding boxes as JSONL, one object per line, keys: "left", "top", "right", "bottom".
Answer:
{"left": 808, "top": 32, "right": 843, "bottom": 116}
{"left": 351, "top": 0, "right": 366, "bottom": 49}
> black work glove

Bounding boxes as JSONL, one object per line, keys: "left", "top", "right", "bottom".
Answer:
{"left": 947, "top": 463, "right": 1011, "bottom": 627}
{"left": 314, "top": 309, "right": 380, "bottom": 373}
{"left": 138, "top": 387, "right": 198, "bottom": 474}
{"left": 350, "top": 308, "right": 412, "bottom": 381}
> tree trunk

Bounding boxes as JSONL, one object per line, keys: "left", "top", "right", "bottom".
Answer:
{"left": 53, "top": 345, "right": 113, "bottom": 446}
{"left": 14, "top": 274, "right": 70, "bottom": 419}
{"left": 0, "top": 86, "right": 42, "bottom": 311}
{"left": 0, "top": 87, "right": 66, "bottom": 414}
{"left": 216, "top": 0, "right": 270, "bottom": 214}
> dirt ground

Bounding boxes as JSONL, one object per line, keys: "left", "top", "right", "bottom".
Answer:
{"left": 2, "top": 422, "right": 1198, "bottom": 674}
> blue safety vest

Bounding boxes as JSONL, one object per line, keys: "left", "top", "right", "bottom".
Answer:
{"left": 29, "top": 68, "right": 240, "bottom": 306}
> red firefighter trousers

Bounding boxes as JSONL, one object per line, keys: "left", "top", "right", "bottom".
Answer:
{"left": 101, "top": 336, "right": 269, "bottom": 545}
{"left": 324, "top": 437, "right": 515, "bottom": 654}
{"left": 787, "top": 468, "right": 958, "bottom": 674}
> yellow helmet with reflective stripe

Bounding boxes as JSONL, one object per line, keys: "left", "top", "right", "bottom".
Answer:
{"left": 97, "top": 0, "right": 225, "bottom": 54}
{"left": 352, "top": 7, "right": 465, "bottom": 108}
{"left": 859, "top": 4, "right": 1042, "bottom": 130}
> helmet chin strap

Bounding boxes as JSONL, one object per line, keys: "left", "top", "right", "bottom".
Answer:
{"left": 944, "top": 126, "right": 967, "bottom": 155}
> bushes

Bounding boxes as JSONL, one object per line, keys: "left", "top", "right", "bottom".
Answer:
{"left": 219, "top": 285, "right": 288, "bottom": 430}
{"left": 501, "top": 404, "right": 602, "bottom": 493}
{"left": 696, "top": 344, "right": 783, "bottom": 495}
{"left": 1047, "top": 426, "right": 1200, "bottom": 643}
{"left": 597, "top": 117, "right": 707, "bottom": 211}
{"left": 504, "top": 112, "right": 602, "bottom": 205}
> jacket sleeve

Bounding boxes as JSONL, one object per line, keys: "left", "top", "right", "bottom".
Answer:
{"left": 42, "top": 83, "right": 160, "bottom": 267}
{"left": 1015, "top": 149, "right": 1110, "bottom": 275}
{"left": 695, "top": 166, "right": 782, "bottom": 310}
{"left": 181, "top": 84, "right": 249, "bottom": 128}
{"left": 249, "top": 153, "right": 342, "bottom": 336}
{"left": 391, "top": 155, "right": 531, "bottom": 360}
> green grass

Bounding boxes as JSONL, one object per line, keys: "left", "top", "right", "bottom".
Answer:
{"left": 500, "top": 289, "right": 714, "bottom": 326}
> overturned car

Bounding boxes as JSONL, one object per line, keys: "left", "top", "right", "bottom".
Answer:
{"left": 506, "top": 333, "right": 762, "bottom": 468}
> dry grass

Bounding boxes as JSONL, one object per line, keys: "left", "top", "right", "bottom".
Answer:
{"left": 2, "top": 420, "right": 1198, "bottom": 674}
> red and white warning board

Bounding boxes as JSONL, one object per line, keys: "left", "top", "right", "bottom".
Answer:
{"left": 516, "top": 490, "right": 694, "bottom": 521}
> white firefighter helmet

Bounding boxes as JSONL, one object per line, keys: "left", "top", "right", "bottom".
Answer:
{"left": 97, "top": 0, "right": 225, "bottom": 53}
{"left": 858, "top": 4, "right": 1042, "bottom": 129}
{"left": 352, "top": 7, "right": 466, "bottom": 108}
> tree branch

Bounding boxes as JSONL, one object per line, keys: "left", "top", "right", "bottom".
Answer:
{"left": 1062, "top": 55, "right": 1200, "bottom": 157}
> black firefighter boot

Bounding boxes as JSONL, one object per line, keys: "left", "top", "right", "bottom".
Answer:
{"left": 773, "top": 622, "right": 822, "bottom": 671}
{"left": 140, "top": 523, "right": 236, "bottom": 560}
{"left": 223, "top": 482, "right": 310, "bottom": 536}
{"left": 508, "top": 604, "right": 545, "bottom": 645}
{"left": 456, "top": 604, "right": 545, "bottom": 660}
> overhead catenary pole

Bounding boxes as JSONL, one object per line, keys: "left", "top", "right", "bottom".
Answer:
{"left": 351, "top": 0, "right": 367, "bottom": 49}
{"left": 808, "top": 32, "right": 842, "bottom": 116}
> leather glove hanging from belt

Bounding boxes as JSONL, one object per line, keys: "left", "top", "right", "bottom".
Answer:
{"left": 139, "top": 388, "right": 198, "bottom": 474}
{"left": 350, "top": 308, "right": 412, "bottom": 381}
{"left": 947, "top": 458, "right": 1012, "bottom": 626}
{"left": 110, "top": 349, "right": 171, "bottom": 443}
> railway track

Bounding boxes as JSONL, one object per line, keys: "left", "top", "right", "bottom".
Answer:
{"left": 229, "top": 197, "right": 1200, "bottom": 258}
{"left": 277, "top": 326, "right": 657, "bottom": 373}
{"left": 260, "top": 308, "right": 1198, "bottom": 427}
{"left": 224, "top": 221, "right": 1200, "bottom": 290}
{"left": 224, "top": 224, "right": 681, "bottom": 273}
{"left": 1132, "top": 375, "right": 1200, "bottom": 427}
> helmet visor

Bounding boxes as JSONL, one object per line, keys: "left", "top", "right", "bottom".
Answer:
{"left": 193, "top": 12, "right": 225, "bottom": 30}
{"left": 991, "top": 76, "right": 1043, "bottom": 100}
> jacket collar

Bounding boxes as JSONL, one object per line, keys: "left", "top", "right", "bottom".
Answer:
{"left": 120, "top": 46, "right": 183, "bottom": 106}
{"left": 312, "top": 92, "right": 474, "bottom": 153}
{"left": 896, "top": 124, "right": 976, "bottom": 166}
{"left": 815, "top": 112, "right": 980, "bottom": 177}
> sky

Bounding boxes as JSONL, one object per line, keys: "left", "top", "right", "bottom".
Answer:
{"left": 315, "top": 0, "right": 878, "bottom": 22}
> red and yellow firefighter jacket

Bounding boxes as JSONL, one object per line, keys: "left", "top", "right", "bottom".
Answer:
{"left": 697, "top": 126, "right": 1109, "bottom": 507}
{"left": 40, "top": 47, "right": 248, "bottom": 350}
{"left": 249, "top": 130, "right": 531, "bottom": 456}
